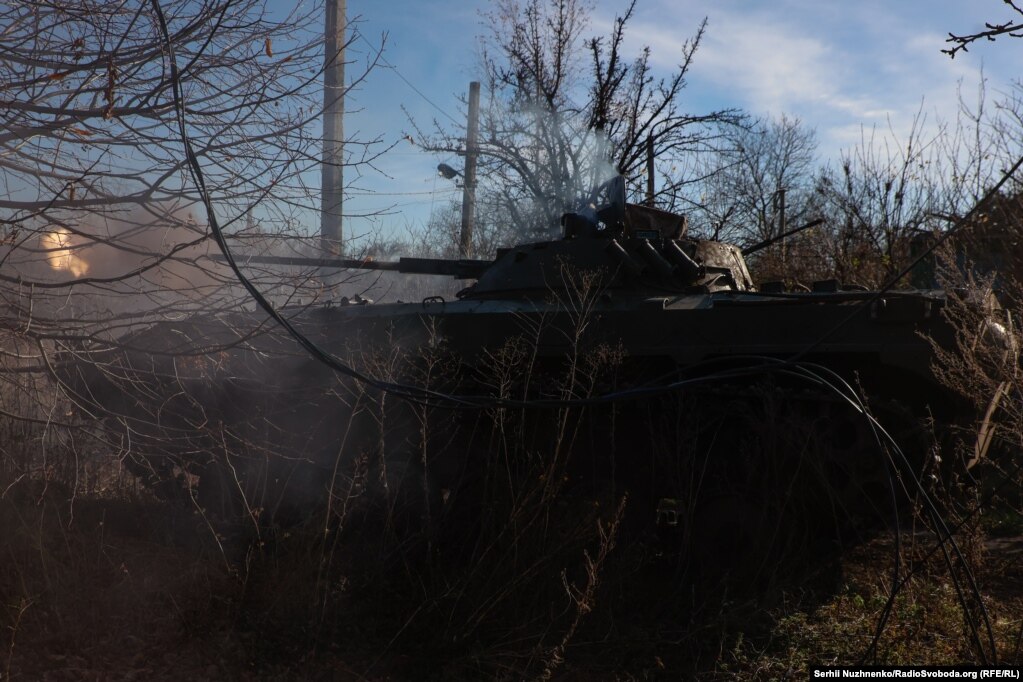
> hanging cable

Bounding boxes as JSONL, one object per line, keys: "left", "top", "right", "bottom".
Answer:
{"left": 148, "top": 4, "right": 1005, "bottom": 662}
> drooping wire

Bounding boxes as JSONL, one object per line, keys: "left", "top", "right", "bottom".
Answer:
{"left": 791, "top": 361, "right": 997, "bottom": 664}
{"left": 354, "top": 33, "right": 462, "bottom": 126}
{"left": 148, "top": 0, "right": 478, "bottom": 409}
{"left": 148, "top": 1, "right": 1005, "bottom": 661}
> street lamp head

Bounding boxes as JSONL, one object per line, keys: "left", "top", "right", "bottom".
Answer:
{"left": 437, "top": 163, "right": 462, "bottom": 180}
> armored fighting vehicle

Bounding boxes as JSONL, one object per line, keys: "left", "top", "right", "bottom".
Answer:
{"left": 62, "top": 177, "right": 1006, "bottom": 563}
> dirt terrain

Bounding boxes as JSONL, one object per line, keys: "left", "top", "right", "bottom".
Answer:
{"left": 2, "top": 476, "right": 1020, "bottom": 681}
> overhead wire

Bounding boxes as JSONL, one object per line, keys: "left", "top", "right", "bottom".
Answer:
{"left": 356, "top": 33, "right": 461, "bottom": 125}
{"left": 796, "top": 361, "right": 997, "bottom": 664}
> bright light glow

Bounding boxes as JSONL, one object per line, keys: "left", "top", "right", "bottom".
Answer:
{"left": 41, "top": 227, "right": 89, "bottom": 278}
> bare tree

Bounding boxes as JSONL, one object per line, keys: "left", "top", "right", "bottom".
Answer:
{"left": 809, "top": 114, "right": 948, "bottom": 287}
{"left": 689, "top": 114, "right": 819, "bottom": 246}
{"left": 939, "top": 79, "right": 1023, "bottom": 208}
{"left": 944, "top": 1, "right": 1023, "bottom": 57}
{"left": 0, "top": 0, "right": 384, "bottom": 493}
{"left": 418, "top": 0, "right": 742, "bottom": 245}
{"left": 0, "top": 0, "right": 382, "bottom": 306}
{"left": 583, "top": 8, "right": 744, "bottom": 211}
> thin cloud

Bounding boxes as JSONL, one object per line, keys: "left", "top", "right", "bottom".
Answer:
{"left": 628, "top": 0, "right": 1000, "bottom": 158}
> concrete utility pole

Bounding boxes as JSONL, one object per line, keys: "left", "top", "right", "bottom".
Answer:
{"left": 646, "top": 134, "right": 655, "bottom": 207}
{"left": 774, "top": 187, "right": 787, "bottom": 266}
{"left": 321, "top": 0, "right": 345, "bottom": 256}
{"left": 459, "top": 81, "right": 480, "bottom": 258}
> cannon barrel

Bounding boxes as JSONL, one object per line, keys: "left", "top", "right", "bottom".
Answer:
{"left": 741, "top": 218, "right": 824, "bottom": 256}
{"left": 211, "top": 254, "right": 493, "bottom": 279}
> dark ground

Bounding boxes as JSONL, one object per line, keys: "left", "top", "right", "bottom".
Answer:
{"left": 1, "top": 475, "right": 1021, "bottom": 681}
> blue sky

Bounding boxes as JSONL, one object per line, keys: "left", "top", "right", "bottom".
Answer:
{"left": 338, "top": 0, "right": 1021, "bottom": 241}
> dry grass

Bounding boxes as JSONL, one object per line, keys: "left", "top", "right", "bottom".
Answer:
{"left": 1, "top": 482, "right": 1018, "bottom": 681}
{"left": 2, "top": 271, "right": 1022, "bottom": 680}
